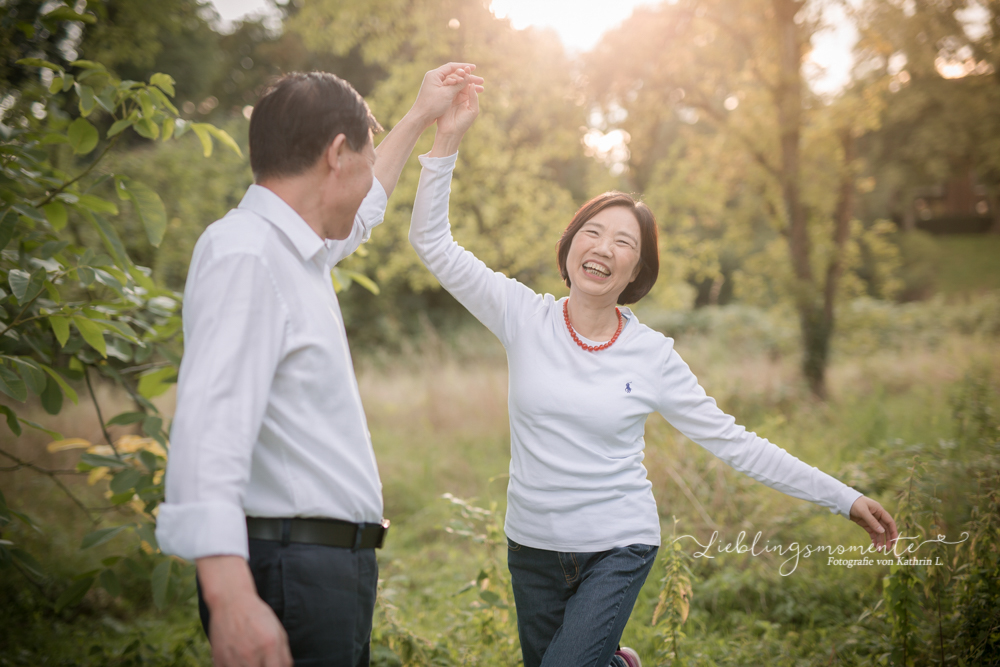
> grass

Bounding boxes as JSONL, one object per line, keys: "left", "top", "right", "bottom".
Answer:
{"left": 2, "top": 290, "right": 999, "bottom": 664}
{"left": 932, "top": 234, "right": 1000, "bottom": 296}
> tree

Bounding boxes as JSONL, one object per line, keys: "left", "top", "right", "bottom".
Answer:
{"left": 853, "top": 0, "right": 1000, "bottom": 235}
{"left": 586, "top": 0, "right": 896, "bottom": 397}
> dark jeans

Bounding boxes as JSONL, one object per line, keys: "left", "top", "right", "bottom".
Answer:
{"left": 507, "top": 538, "right": 659, "bottom": 667}
{"left": 197, "top": 538, "right": 378, "bottom": 667}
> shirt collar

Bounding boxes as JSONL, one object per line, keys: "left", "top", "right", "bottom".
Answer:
{"left": 238, "top": 184, "right": 327, "bottom": 263}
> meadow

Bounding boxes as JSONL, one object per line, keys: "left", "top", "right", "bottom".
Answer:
{"left": 1, "top": 239, "right": 999, "bottom": 666}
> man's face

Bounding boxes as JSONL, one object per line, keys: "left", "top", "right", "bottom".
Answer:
{"left": 326, "top": 130, "right": 376, "bottom": 240}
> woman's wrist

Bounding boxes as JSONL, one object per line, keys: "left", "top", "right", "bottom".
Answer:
{"left": 428, "top": 130, "right": 464, "bottom": 157}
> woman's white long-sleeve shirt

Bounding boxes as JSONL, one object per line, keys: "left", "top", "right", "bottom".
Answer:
{"left": 410, "top": 153, "right": 862, "bottom": 552}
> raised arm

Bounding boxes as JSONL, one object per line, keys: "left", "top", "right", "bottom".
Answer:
{"left": 374, "top": 63, "right": 485, "bottom": 197}
{"left": 326, "top": 64, "right": 485, "bottom": 267}
{"left": 656, "top": 346, "right": 897, "bottom": 551}
{"left": 409, "top": 84, "right": 543, "bottom": 347}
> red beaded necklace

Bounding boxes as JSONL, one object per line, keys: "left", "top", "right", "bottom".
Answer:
{"left": 563, "top": 299, "right": 624, "bottom": 352}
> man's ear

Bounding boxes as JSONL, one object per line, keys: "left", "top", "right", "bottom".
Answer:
{"left": 325, "top": 133, "right": 348, "bottom": 174}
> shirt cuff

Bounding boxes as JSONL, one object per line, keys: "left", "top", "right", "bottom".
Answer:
{"left": 357, "top": 177, "right": 389, "bottom": 244}
{"left": 834, "top": 485, "right": 864, "bottom": 518}
{"left": 418, "top": 152, "right": 459, "bottom": 170}
{"left": 155, "top": 501, "right": 249, "bottom": 561}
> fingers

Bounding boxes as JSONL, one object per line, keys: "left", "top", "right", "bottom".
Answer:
{"left": 436, "top": 62, "right": 477, "bottom": 76}
{"left": 467, "top": 82, "right": 480, "bottom": 113}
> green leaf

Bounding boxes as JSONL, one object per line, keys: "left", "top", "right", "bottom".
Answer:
{"left": 81, "top": 525, "right": 131, "bottom": 550}
{"left": 109, "top": 469, "right": 142, "bottom": 495}
{"left": 119, "top": 179, "right": 167, "bottom": 247}
{"left": 151, "top": 559, "right": 172, "bottom": 610}
{"left": 18, "top": 418, "right": 62, "bottom": 439}
{"left": 72, "top": 317, "right": 107, "bottom": 358}
{"left": 39, "top": 133, "right": 71, "bottom": 146}
{"left": 107, "top": 411, "right": 146, "bottom": 426}
{"left": 41, "top": 202, "right": 68, "bottom": 231}
{"left": 55, "top": 576, "right": 95, "bottom": 612}
{"left": 0, "top": 406, "right": 22, "bottom": 436}
{"left": 49, "top": 316, "right": 71, "bottom": 347}
{"left": 107, "top": 117, "right": 134, "bottom": 138}
{"left": 339, "top": 268, "right": 380, "bottom": 295}
{"left": 41, "top": 365, "right": 78, "bottom": 404}
{"left": 147, "top": 86, "right": 178, "bottom": 115}
{"left": 99, "top": 569, "right": 121, "bottom": 597}
{"left": 134, "top": 117, "right": 160, "bottom": 140}
{"left": 43, "top": 7, "right": 96, "bottom": 24}
{"left": 69, "top": 60, "right": 105, "bottom": 70}
{"left": 84, "top": 212, "right": 130, "bottom": 269}
{"left": 139, "top": 449, "right": 160, "bottom": 472}
{"left": 11, "top": 548, "right": 45, "bottom": 578}
{"left": 162, "top": 117, "right": 175, "bottom": 142}
{"left": 142, "top": 415, "right": 163, "bottom": 438}
{"left": 62, "top": 73, "right": 74, "bottom": 92}
{"left": 205, "top": 124, "right": 243, "bottom": 157}
{"left": 137, "top": 366, "right": 177, "bottom": 399}
{"left": 77, "top": 84, "right": 96, "bottom": 117}
{"left": 67, "top": 118, "right": 99, "bottom": 155}
{"left": 138, "top": 90, "right": 155, "bottom": 118}
{"left": 136, "top": 523, "right": 159, "bottom": 551}
{"left": 40, "top": 373, "right": 63, "bottom": 415}
{"left": 80, "top": 453, "right": 126, "bottom": 469}
{"left": 149, "top": 73, "right": 175, "bottom": 97}
{"left": 16, "top": 58, "right": 61, "bottom": 71}
{"left": 49, "top": 76, "right": 64, "bottom": 94}
{"left": 8, "top": 268, "right": 46, "bottom": 305}
{"left": 74, "top": 193, "right": 118, "bottom": 215}
{"left": 0, "top": 365, "right": 27, "bottom": 402}
{"left": 12, "top": 358, "right": 47, "bottom": 396}
{"left": 0, "top": 208, "right": 17, "bottom": 251}
{"left": 190, "top": 123, "right": 213, "bottom": 157}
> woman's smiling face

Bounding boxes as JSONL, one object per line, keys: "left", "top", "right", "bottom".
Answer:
{"left": 565, "top": 205, "right": 643, "bottom": 303}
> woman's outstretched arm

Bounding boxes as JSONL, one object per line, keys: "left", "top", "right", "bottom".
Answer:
{"left": 655, "top": 343, "right": 897, "bottom": 551}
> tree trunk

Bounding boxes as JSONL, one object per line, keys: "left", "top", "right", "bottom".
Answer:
{"left": 773, "top": 0, "right": 827, "bottom": 396}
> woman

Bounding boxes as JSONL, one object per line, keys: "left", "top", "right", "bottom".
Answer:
{"left": 409, "top": 81, "right": 898, "bottom": 667}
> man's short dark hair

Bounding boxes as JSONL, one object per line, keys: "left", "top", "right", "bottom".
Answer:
{"left": 249, "top": 71, "right": 382, "bottom": 183}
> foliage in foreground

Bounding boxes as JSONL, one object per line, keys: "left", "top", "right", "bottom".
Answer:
{"left": 0, "top": 7, "right": 241, "bottom": 621}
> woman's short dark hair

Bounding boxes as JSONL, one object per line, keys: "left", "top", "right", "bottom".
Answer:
{"left": 556, "top": 192, "right": 660, "bottom": 305}
{"left": 249, "top": 71, "right": 382, "bottom": 183}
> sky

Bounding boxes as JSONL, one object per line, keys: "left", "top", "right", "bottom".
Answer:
{"left": 208, "top": 0, "right": 857, "bottom": 93}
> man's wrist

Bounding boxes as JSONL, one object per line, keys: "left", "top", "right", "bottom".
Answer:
{"left": 196, "top": 555, "right": 256, "bottom": 610}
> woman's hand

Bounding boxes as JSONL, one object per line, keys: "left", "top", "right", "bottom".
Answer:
{"left": 429, "top": 74, "right": 480, "bottom": 157}
{"left": 849, "top": 496, "right": 899, "bottom": 552}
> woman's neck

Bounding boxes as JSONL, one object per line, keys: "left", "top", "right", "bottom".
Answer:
{"left": 566, "top": 291, "right": 621, "bottom": 342}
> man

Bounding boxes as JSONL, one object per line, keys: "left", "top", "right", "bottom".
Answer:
{"left": 155, "top": 64, "right": 484, "bottom": 666}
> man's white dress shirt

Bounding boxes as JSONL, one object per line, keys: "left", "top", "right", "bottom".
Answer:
{"left": 156, "top": 182, "right": 387, "bottom": 561}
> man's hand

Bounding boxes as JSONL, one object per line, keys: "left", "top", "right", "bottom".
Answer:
{"left": 197, "top": 556, "right": 292, "bottom": 667}
{"left": 410, "top": 63, "right": 485, "bottom": 130}
{"left": 849, "top": 496, "right": 899, "bottom": 552}
{"left": 428, "top": 81, "right": 479, "bottom": 158}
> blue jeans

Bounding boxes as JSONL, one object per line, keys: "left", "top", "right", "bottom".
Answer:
{"left": 507, "top": 538, "right": 659, "bottom": 667}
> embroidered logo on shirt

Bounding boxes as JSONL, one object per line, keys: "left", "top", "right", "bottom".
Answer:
{"left": 625, "top": 382, "right": 633, "bottom": 394}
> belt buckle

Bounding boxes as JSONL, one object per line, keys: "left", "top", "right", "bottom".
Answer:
{"left": 352, "top": 518, "right": 390, "bottom": 551}
{"left": 376, "top": 518, "right": 390, "bottom": 549}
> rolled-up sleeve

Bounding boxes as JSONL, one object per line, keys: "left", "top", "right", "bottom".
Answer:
{"left": 156, "top": 240, "right": 287, "bottom": 561}
{"left": 326, "top": 179, "right": 388, "bottom": 268}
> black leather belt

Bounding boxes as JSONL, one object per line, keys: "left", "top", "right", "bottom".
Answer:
{"left": 246, "top": 517, "right": 390, "bottom": 550}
